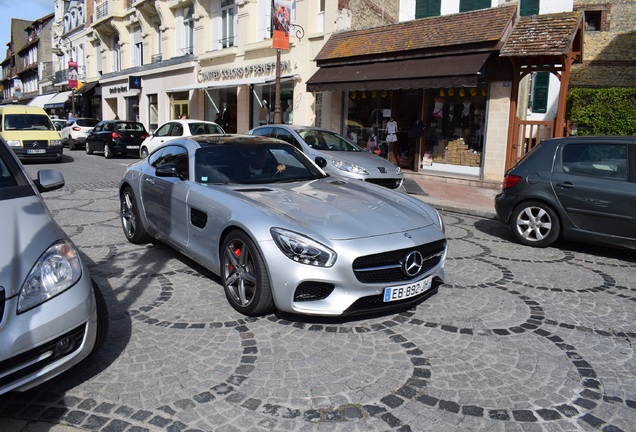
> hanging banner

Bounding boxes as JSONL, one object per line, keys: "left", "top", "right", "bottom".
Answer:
{"left": 68, "top": 60, "right": 79, "bottom": 89}
{"left": 272, "top": 0, "right": 294, "bottom": 50}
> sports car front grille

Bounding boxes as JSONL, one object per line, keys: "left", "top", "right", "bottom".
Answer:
{"left": 352, "top": 239, "right": 447, "bottom": 283}
{"left": 0, "top": 323, "right": 86, "bottom": 388}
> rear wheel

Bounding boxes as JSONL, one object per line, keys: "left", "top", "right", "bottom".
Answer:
{"left": 510, "top": 201, "right": 560, "bottom": 247}
{"left": 221, "top": 230, "right": 274, "bottom": 316}
{"left": 104, "top": 144, "right": 113, "bottom": 159}
{"left": 69, "top": 141, "right": 76, "bottom": 151}
{"left": 120, "top": 186, "right": 152, "bottom": 244}
{"left": 85, "top": 142, "right": 94, "bottom": 155}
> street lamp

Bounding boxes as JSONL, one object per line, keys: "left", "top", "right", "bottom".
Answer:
{"left": 272, "top": 23, "right": 304, "bottom": 124}
{"left": 56, "top": 36, "right": 76, "bottom": 118}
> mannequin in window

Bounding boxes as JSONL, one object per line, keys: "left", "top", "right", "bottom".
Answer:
{"left": 259, "top": 100, "right": 270, "bottom": 125}
{"left": 221, "top": 101, "right": 231, "bottom": 131}
{"left": 386, "top": 118, "right": 398, "bottom": 144}
{"left": 284, "top": 99, "right": 293, "bottom": 124}
{"left": 432, "top": 98, "right": 444, "bottom": 119}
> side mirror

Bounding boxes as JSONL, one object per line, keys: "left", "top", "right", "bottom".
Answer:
{"left": 35, "top": 169, "right": 65, "bottom": 193}
{"left": 155, "top": 163, "right": 180, "bottom": 178}
{"left": 314, "top": 156, "right": 327, "bottom": 168}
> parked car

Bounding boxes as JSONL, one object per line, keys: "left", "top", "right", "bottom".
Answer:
{"left": 51, "top": 118, "right": 66, "bottom": 131}
{"left": 86, "top": 120, "right": 149, "bottom": 158}
{"left": 247, "top": 125, "right": 404, "bottom": 189}
{"left": 140, "top": 119, "right": 224, "bottom": 158}
{"left": 0, "top": 105, "right": 63, "bottom": 162}
{"left": 495, "top": 136, "right": 636, "bottom": 249}
{"left": 119, "top": 135, "right": 446, "bottom": 317}
{"left": 0, "top": 137, "right": 109, "bottom": 395}
{"left": 60, "top": 117, "right": 100, "bottom": 150}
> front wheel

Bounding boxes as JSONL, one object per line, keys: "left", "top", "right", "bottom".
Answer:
{"left": 221, "top": 230, "right": 274, "bottom": 316}
{"left": 90, "top": 280, "right": 109, "bottom": 355}
{"left": 510, "top": 201, "right": 560, "bottom": 247}
{"left": 120, "top": 186, "right": 152, "bottom": 244}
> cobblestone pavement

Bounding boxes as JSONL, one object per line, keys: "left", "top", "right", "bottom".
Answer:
{"left": 1, "top": 174, "right": 635, "bottom": 432}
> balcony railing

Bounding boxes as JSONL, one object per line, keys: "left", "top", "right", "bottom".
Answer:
{"left": 96, "top": 1, "right": 109, "bottom": 21}
{"left": 151, "top": 53, "right": 162, "bottom": 63}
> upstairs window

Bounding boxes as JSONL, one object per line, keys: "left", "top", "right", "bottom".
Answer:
{"left": 519, "top": 0, "right": 540, "bottom": 16}
{"left": 459, "top": 0, "right": 492, "bottom": 13}
{"left": 415, "top": 0, "right": 441, "bottom": 18}
{"left": 221, "top": 0, "right": 236, "bottom": 48}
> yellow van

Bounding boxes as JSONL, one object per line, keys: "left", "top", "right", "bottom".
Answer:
{"left": 0, "top": 105, "right": 63, "bottom": 162}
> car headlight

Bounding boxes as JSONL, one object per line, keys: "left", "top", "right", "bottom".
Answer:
{"left": 331, "top": 159, "right": 369, "bottom": 175}
{"left": 270, "top": 228, "right": 337, "bottom": 267}
{"left": 6, "top": 139, "right": 21, "bottom": 147}
{"left": 17, "top": 240, "right": 83, "bottom": 313}
{"left": 50, "top": 139, "right": 62, "bottom": 146}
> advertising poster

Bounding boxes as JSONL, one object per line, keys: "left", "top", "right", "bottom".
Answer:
{"left": 68, "top": 60, "right": 79, "bottom": 89}
{"left": 272, "top": 0, "right": 294, "bottom": 50}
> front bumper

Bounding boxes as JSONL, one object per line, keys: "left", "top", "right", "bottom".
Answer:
{"left": 0, "top": 273, "right": 98, "bottom": 394}
{"left": 260, "top": 226, "right": 447, "bottom": 316}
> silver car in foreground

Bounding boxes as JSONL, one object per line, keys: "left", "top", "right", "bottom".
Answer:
{"left": 0, "top": 138, "right": 109, "bottom": 395}
{"left": 248, "top": 125, "right": 404, "bottom": 189}
{"left": 119, "top": 135, "right": 446, "bottom": 317}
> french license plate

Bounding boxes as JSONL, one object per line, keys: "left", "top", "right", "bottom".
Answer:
{"left": 126, "top": 145, "right": 140, "bottom": 149}
{"left": 27, "top": 149, "right": 46, "bottom": 154}
{"left": 383, "top": 276, "right": 432, "bottom": 302}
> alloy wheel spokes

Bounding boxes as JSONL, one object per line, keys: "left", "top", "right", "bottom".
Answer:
{"left": 224, "top": 240, "right": 255, "bottom": 306}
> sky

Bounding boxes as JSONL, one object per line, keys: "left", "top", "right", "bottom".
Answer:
{"left": 1, "top": 0, "right": 54, "bottom": 48}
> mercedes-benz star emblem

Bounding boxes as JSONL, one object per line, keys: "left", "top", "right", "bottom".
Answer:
{"left": 402, "top": 251, "right": 424, "bottom": 277}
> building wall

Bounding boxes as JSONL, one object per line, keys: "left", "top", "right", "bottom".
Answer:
{"left": 571, "top": 0, "right": 636, "bottom": 87}
{"left": 482, "top": 82, "right": 512, "bottom": 183}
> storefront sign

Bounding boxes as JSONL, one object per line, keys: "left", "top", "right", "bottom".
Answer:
{"left": 198, "top": 61, "right": 292, "bottom": 83}
{"left": 109, "top": 86, "right": 128, "bottom": 94}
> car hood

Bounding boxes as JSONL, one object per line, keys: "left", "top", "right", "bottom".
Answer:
{"left": 316, "top": 150, "right": 401, "bottom": 173}
{"left": 229, "top": 178, "right": 435, "bottom": 240}
{"left": 0, "top": 195, "right": 66, "bottom": 297}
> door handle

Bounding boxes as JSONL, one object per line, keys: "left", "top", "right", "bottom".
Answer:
{"left": 144, "top": 178, "right": 155, "bottom": 185}
{"left": 556, "top": 182, "right": 575, "bottom": 189}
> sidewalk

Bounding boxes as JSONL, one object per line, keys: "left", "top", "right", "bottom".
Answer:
{"left": 402, "top": 172, "right": 500, "bottom": 219}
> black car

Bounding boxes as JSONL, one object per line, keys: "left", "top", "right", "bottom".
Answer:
{"left": 495, "top": 136, "right": 636, "bottom": 249}
{"left": 86, "top": 120, "right": 149, "bottom": 158}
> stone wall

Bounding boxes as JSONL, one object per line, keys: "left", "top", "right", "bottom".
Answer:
{"left": 340, "top": 0, "right": 399, "bottom": 30}
{"left": 571, "top": 0, "right": 636, "bottom": 87}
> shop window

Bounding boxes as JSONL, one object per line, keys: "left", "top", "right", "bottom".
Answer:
{"left": 459, "top": 0, "right": 491, "bottom": 13}
{"left": 415, "top": 0, "right": 441, "bottom": 18}
{"left": 519, "top": 0, "right": 540, "bottom": 17}
{"left": 148, "top": 94, "right": 158, "bottom": 132}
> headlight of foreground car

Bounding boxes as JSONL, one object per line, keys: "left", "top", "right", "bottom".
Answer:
{"left": 6, "top": 140, "right": 21, "bottom": 147}
{"left": 18, "top": 240, "right": 83, "bottom": 313}
{"left": 332, "top": 159, "right": 369, "bottom": 175}
{"left": 270, "top": 228, "right": 337, "bottom": 267}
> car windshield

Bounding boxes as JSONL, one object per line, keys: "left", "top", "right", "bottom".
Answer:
{"left": 296, "top": 128, "right": 362, "bottom": 152}
{"left": 189, "top": 123, "right": 224, "bottom": 135}
{"left": 195, "top": 143, "right": 325, "bottom": 185}
{"left": 77, "top": 118, "right": 100, "bottom": 127}
{"left": 115, "top": 122, "right": 145, "bottom": 131}
{"left": 3, "top": 114, "right": 55, "bottom": 131}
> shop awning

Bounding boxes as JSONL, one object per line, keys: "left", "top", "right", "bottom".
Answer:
{"left": 77, "top": 81, "right": 100, "bottom": 94}
{"left": 43, "top": 91, "right": 72, "bottom": 109}
{"left": 168, "top": 77, "right": 267, "bottom": 92}
{"left": 27, "top": 93, "right": 56, "bottom": 108}
{"left": 306, "top": 52, "right": 491, "bottom": 92}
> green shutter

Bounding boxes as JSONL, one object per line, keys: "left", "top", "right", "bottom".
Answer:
{"left": 416, "top": 0, "right": 441, "bottom": 18}
{"left": 532, "top": 72, "right": 550, "bottom": 113}
{"left": 460, "top": 0, "right": 491, "bottom": 12}
{"left": 520, "top": 0, "right": 540, "bottom": 16}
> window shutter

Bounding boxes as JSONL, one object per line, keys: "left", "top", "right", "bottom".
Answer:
{"left": 520, "top": 0, "right": 540, "bottom": 16}
{"left": 532, "top": 72, "right": 550, "bottom": 114}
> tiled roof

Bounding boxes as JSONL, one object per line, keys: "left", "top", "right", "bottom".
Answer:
{"left": 315, "top": 5, "right": 517, "bottom": 62}
{"left": 500, "top": 11, "right": 583, "bottom": 57}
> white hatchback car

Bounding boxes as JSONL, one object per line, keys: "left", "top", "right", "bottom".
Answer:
{"left": 60, "top": 117, "right": 100, "bottom": 150}
{"left": 140, "top": 119, "right": 224, "bottom": 158}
